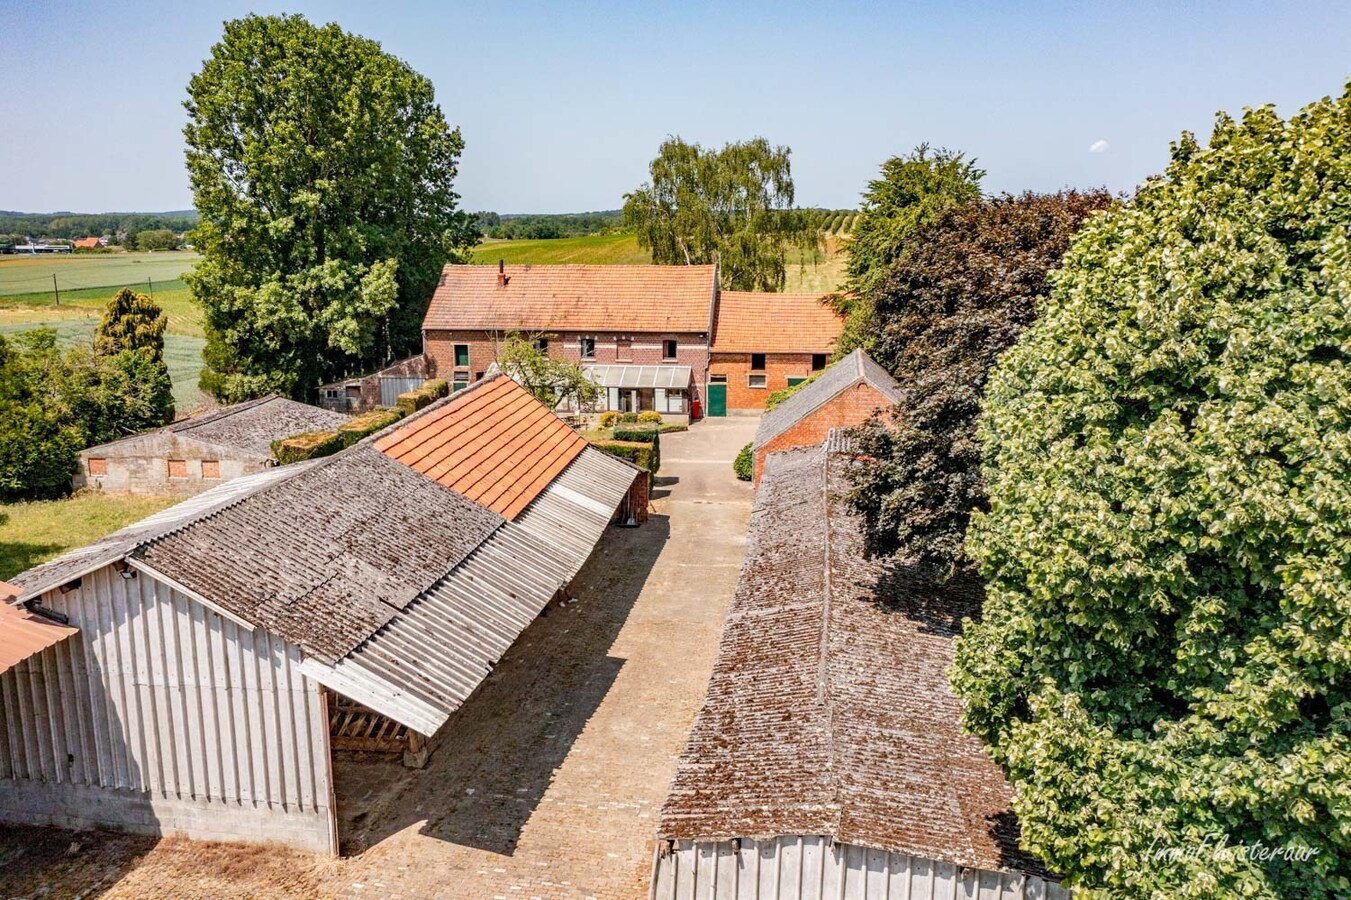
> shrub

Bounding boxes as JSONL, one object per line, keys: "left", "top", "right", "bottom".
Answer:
{"left": 733, "top": 442, "right": 753, "bottom": 481}
{"left": 957, "top": 87, "right": 1351, "bottom": 897}
{"left": 0, "top": 402, "right": 82, "bottom": 500}
{"left": 618, "top": 411, "right": 640, "bottom": 423}
{"left": 336, "top": 406, "right": 404, "bottom": 447}
{"left": 271, "top": 430, "right": 343, "bottom": 464}
{"left": 637, "top": 410, "right": 662, "bottom": 423}
{"left": 612, "top": 423, "right": 658, "bottom": 443}
{"left": 591, "top": 439, "right": 658, "bottom": 481}
{"left": 396, "top": 378, "right": 448, "bottom": 415}
{"left": 657, "top": 422, "right": 688, "bottom": 434}
{"left": 598, "top": 410, "right": 620, "bottom": 428}
{"left": 764, "top": 373, "right": 820, "bottom": 411}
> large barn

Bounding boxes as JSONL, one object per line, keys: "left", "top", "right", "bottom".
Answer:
{"left": 651, "top": 442, "right": 1066, "bottom": 899}
{"left": 0, "top": 376, "right": 645, "bottom": 854}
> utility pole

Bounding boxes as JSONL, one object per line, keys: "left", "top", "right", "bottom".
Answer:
{"left": 148, "top": 278, "right": 153, "bottom": 299}
{"left": 52, "top": 273, "right": 59, "bottom": 306}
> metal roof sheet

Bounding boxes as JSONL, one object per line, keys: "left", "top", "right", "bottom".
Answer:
{"left": 84, "top": 395, "right": 348, "bottom": 458}
{"left": 0, "top": 582, "right": 78, "bottom": 676}
{"left": 584, "top": 364, "right": 692, "bottom": 390}
{"left": 752, "top": 349, "right": 905, "bottom": 451}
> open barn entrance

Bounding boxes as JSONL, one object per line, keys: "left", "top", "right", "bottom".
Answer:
{"left": 327, "top": 693, "right": 433, "bottom": 768}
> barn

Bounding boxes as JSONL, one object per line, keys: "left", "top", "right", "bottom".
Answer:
{"left": 750, "top": 349, "right": 903, "bottom": 483}
{"left": 75, "top": 394, "right": 349, "bottom": 494}
{"left": 651, "top": 443, "right": 1066, "bottom": 899}
{"left": 0, "top": 376, "right": 645, "bottom": 854}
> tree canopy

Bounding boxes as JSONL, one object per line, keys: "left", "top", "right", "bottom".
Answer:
{"left": 835, "top": 145, "right": 984, "bottom": 354}
{"left": 494, "top": 332, "right": 599, "bottom": 412}
{"left": 95, "top": 287, "right": 168, "bottom": 360}
{"left": 184, "top": 14, "right": 477, "bottom": 402}
{"left": 847, "top": 190, "right": 1112, "bottom": 569}
{"left": 623, "top": 137, "right": 814, "bottom": 291}
{"left": 955, "top": 86, "right": 1351, "bottom": 897}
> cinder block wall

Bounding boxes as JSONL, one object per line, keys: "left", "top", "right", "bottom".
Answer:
{"left": 753, "top": 382, "right": 892, "bottom": 484}
{"left": 76, "top": 434, "right": 264, "bottom": 495}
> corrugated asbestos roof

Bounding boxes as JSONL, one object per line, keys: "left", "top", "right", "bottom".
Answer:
{"left": 657, "top": 443, "right": 1050, "bottom": 878}
{"left": 423, "top": 264, "right": 718, "bottom": 333}
{"left": 84, "top": 395, "right": 348, "bottom": 458}
{"left": 0, "top": 581, "right": 78, "bottom": 676}
{"left": 375, "top": 375, "right": 587, "bottom": 520}
{"left": 300, "top": 446, "right": 638, "bottom": 735}
{"left": 712, "top": 290, "right": 844, "bottom": 353}
{"left": 584, "top": 364, "right": 692, "bottom": 390}
{"left": 752, "top": 349, "right": 904, "bottom": 451}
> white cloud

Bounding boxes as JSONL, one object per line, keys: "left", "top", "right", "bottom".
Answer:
{"left": 1088, "top": 139, "right": 1110, "bottom": 154}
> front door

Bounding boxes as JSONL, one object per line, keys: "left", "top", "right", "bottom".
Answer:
{"left": 707, "top": 383, "right": 727, "bottom": 417}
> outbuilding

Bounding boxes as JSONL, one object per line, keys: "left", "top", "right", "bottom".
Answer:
{"left": 749, "top": 348, "right": 903, "bottom": 483}
{"left": 651, "top": 443, "right": 1066, "bottom": 899}
{"left": 75, "top": 394, "right": 349, "bottom": 494}
{"left": 1, "top": 376, "right": 645, "bottom": 854}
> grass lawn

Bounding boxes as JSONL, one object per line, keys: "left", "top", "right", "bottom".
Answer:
{"left": 0, "top": 251, "right": 200, "bottom": 296}
{"left": 0, "top": 492, "right": 179, "bottom": 581}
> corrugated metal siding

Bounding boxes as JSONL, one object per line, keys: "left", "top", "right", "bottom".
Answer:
{"left": 379, "top": 376, "right": 425, "bottom": 406}
{"left": 651, "top": 838, "right": 1069, "bottom": 900}
{"left": 0, "top": 565, "right": 335, "bottom": 853}
{"left": 301, "top": 446, "right": 638, "bottom": 736}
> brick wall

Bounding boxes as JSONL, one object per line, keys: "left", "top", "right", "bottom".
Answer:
{"left": 753, "top": 382, "right": 892, "bottom": 483}
{"left": 710, "top": 352, "right": 821, "bottom": 411}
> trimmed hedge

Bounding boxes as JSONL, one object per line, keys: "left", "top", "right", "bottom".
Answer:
{"left": 336, "top": 406, "right": 404, "bottom": 447}
{"left": 396, "top": 379, "right": 448, "bottom": 416}
{"left": 612, "top": 423, "right": 659, "bottom": 443}
{"left": 657, "top": 422, "right": 688, "bottom": 434}
{"left": 272, "top": 430, "right": 343, "bottom": 464}
{"left": 592, "top": 439, "right": 659, "bottom": 481}
{"left": 733, "top": 442, "right": 753, "bottom": 481}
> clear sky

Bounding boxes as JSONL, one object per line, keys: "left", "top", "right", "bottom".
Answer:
{"left": 1, "top": 1, "right": 1348, "bottom": 214}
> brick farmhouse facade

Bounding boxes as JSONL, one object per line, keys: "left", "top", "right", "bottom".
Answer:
{"left": 709, "top": 290, "right": 844, "bottom": 412}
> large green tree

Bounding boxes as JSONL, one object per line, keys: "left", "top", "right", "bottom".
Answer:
{"left": 95, "top": 287, "right": 167, "bottom": 360}
{"left": 835, "top": 145, "right": 984, "bottom": 354}
{"left": 956, "top": 87, "right": 1351, "bottom": 897}
{"left": 623, "top": 137, "right": 813, "bottom": 291}
{"left": 847, "top": 190, "right": 1112, "bottom": 569}
{"left": 184, "top": 14, "right": 477, "bottom": 402}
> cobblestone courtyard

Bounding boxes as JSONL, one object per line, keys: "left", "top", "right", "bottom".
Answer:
{"left": 2, "top": 416, "right": 759, "bottom": 900}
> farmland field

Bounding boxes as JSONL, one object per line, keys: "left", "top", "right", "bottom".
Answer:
{"left": 0, "top": 250, "right": 200, "bottom": 296}
{"left": 471, "top": 232, "right": 650, "bottom": 265}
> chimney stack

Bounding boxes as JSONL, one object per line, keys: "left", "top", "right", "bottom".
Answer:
{"left": 497, "top": 259, "right": 506, "bottom": 287}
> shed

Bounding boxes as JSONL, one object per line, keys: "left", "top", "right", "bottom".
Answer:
{"left": 1, "top": 376, "right": 644, "bottom": 854}
{"left": 651, "top": 443, "right": 1066, "bottom": 899}
{"left": 750, "top": 349, "right": 903, "bottom": 483}
{"left": 75, "top": 394, "right": 349, "bottom": 494}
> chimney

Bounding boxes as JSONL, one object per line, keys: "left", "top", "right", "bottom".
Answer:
{"left": 497, "top": 259, "right": 506, "bottom": 287}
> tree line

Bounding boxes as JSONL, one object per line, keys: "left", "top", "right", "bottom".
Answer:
{"left": 472, "top": 210, "right": 623, "bottom": 240}
{"left": 0, "top": 210, "right": 197, "bottom": 241}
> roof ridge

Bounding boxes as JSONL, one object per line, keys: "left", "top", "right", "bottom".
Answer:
{"left": 816, "top": 446, "right": 843, "bottom": 835}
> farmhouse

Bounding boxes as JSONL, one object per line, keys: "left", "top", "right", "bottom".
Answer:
{"left": 0, "top": 376, "right": 645, "bottom": 854}
{"left": 750, "top": 348, "right": 903, "bottom": 483}
{"left": 651, "top": 443, "right": 1065, "bottom": 900}
{"left": 708, "top": 289, "right": 844, "bottom": 412}
{"left": 76, "top": 394, "right": 349, "bottom": 494}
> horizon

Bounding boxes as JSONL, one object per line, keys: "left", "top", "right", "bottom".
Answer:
{"left": 2, "top": 2, "right": 1350, "bottom": 213}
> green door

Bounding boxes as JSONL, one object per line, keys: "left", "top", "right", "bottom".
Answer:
{"left": 787, "top": 376, "right": 807, "bottom": 387}
{"left": 707, "top": 383, "right": 727, "bottom": 417}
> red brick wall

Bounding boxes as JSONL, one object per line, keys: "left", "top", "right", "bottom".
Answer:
{"left": 753, "top": 382, "right": 892, "bottom": 483}
{"left": 710, "top": 352, "right": 820, "bottom": 411}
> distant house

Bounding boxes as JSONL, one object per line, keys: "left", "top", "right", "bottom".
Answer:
{"left": 708, "top": 290, "right": 844, "bottom": 412}
{"left": 652, "top": 443, "right": 1066, "bottom": 899}
{"left": 317, "top": 353, "right": 430, "bottom": 414}
{"left": 0, "top": 375, "right": 645, "bottom": 854}
{"left": 76, "top": 395, "right": 349, "bottom": 494}
{"left": 72, "top": 237, "right": 100, "bottom": 249}
{"left": 750, "top": 349, "right": 903, "bottom": 483}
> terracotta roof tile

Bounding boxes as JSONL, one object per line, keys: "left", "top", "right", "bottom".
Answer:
{"left": 713, "top": 290, "right": 844, "bottom": 353}
{"left": 0, "top": 581, "right": 79, "bottom": 676}
{"left": 374, "top": 376, "right": 587, "bottom": 519}
{"left": 423, "top": 264, "right": 717, "bottom": 333}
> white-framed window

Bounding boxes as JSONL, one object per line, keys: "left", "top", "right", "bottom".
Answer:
{"left": 580, "top": 336, "right": 596, "bottom": 359}
{"left": 748, "top": 374, "right": 767, "bottom": 389}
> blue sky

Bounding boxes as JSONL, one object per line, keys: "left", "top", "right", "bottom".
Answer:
{"left": 1, "top": 1, "right": 1348, "bottom": 214}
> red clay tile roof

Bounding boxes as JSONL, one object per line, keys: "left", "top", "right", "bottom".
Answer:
{"left": 1, "top": 581, "right": 79, "bottom": 676}
{"left": 713, "top": 290, "right": 844, "bottom": 353}
{"left": 422, "top": 264, "right": 718, "bottom": 333}
{"left": 374, "top": 375, "right": 587, "bottom": 520}
{"left": 73, "top": 237, "right": 100, "bottom": 249}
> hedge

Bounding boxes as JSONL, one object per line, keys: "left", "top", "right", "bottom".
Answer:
{"left": 336, "top": 406, "right": 405, "bottom": 447}
{"left": 396, "top": 379, "right": 448, "bottom": 416}
{"left": 612, "top": 423, "right": 658, "bottom": 443}
{"left": 272, "top": 429, "right": 343, "bottom": 464}
{"left": 592, "top": 439, "right": 658, "bottom": 481}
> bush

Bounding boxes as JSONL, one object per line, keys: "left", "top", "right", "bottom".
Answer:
{"left": 657, "top": 422, "right": 688, "bottom": 434}
{"left": 733, "top": 443, "right": 753, "bottom": 481}
{"left": 619, "top": 411, "right": 639, "bottom": 423}
{"left": 271, "top": 430, "right": 343, "bottom": 464}
{"left": 598, "top": 410, "right": 620, "bottom": 428}
{"left": 612, "top": 423, "right": 658, "bottom": 443}
{"left": 0, "top": 402, "right": 82, "bottom": 500}
{"left": 957, "top": 87, "right": 1351, "bottom": 897}
{"left": 336, "top": 406, "right": 404, "bottom": 447}
{"left": 637, "top": 410, "right": 662, "bottom": 423}
{"left": 764, "top": 373, "right": 820, "bottom": 411}
{"left": 591, "top": 439, "right": 658, "bottom": 481}
{"left": 396, "top": 379, "right": 448, "bottom": 415}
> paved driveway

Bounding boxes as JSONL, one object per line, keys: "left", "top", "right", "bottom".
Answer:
{"left": 2, "top": 417, "right": 760, "bottom": 900}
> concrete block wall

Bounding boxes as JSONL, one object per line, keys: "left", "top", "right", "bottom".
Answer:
{"left": 753, "top": 382, "right": 893, "bottom": 484}
{"left": 76, "top": 434, "right": 264, "bottom": 495}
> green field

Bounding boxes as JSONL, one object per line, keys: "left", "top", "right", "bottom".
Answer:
{"left": 0, "top": 251, "right": 200, "bottom": 296}
{"left": 0, "top": 492, "right": 180, "bottom": 580}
